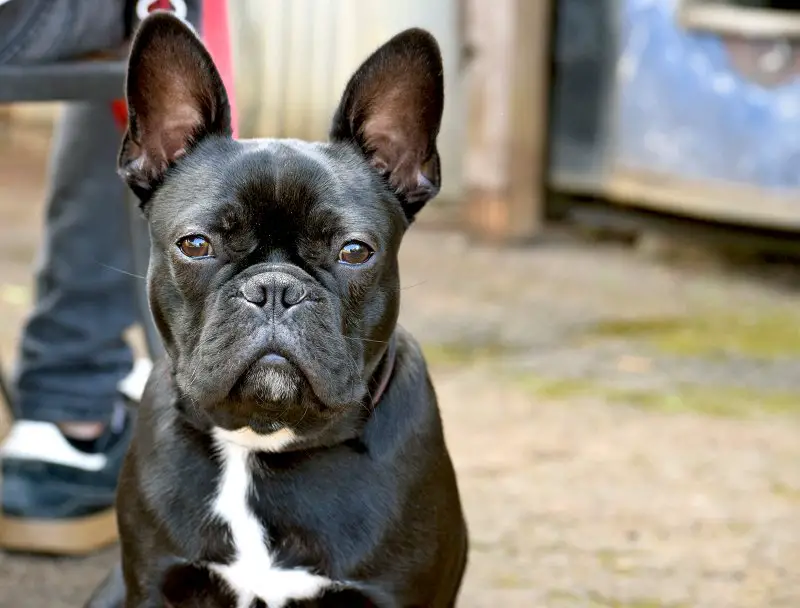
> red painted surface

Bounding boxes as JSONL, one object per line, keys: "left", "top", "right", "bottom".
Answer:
{"left": 111, "top": 99, "right": 127, "bottom": 130}
{"left": 110, "top": 0, "right": 239, "bottom": 138}
{"left": 201, "top": 0, "right": 238, "bottom": 138}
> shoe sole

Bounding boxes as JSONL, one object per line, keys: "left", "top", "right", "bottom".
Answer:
{"left": 0, "top": 508, "right": 118, "bottom": 556}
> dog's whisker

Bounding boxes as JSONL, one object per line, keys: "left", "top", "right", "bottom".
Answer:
{"left": 296, "top": 402, "right": 310, "bottom": 426}
{"left": 338, "top": 347, "right": 362, "bottom": 409}
{"left": 342, "top": 336, "right": 389, "bottom": 345}
{"left": 94, "top": 261, "right": 147, "bottom": 280}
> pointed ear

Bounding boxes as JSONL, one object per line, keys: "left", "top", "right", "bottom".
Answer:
{"left": 119, "top": 12, "right": 232, "bottom": 204}
{"left": 329, "top": 28, "right": 444, "bottom": 220}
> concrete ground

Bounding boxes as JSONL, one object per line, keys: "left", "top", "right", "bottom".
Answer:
{"left": 0, "top": 123, "right": 798, "bottom": 608}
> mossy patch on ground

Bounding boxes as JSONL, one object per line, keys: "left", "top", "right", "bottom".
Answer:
{"left": 512, "top": 374, "right": 800, "bottom": 418}
{"left": 584, "top": 311, "right": 800, "bottom": 359}
{"left": 585, "top": 594, "right": 688, "bottom": 608}
{"left": 422, "top": 340, "right": 518, "bottom": 367}
{"left": 546, "top": 590, "right": 582, "bottom": 604}
{"left": 770, "top": 481, "right": 800, "bottom": 502}
{"left": 546, "top": 590, "right": 688, "bottom": 608}
{"left": 595, "top": 548, "right": 639, "bottom": 575}
{"left": 490, "top": 572, "right": 528, "bottom": 589}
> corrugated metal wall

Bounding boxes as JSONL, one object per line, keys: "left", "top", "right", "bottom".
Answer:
{"left": 229, "top": 0, "right": 465, "bottom": 204}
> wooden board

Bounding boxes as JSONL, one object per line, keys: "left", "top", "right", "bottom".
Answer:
{"left": 462, "top": 0, "right": 554, "bottom": 242}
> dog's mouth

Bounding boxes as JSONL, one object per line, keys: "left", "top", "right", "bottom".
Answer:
{"left": 232, "top": 350, "right": 305, "bottom": 407}
{"left": 173, "top": 305, "right": 368, "bottom": 429}
{"left": 201, "top": 344, "right": 359, "bottom": 435}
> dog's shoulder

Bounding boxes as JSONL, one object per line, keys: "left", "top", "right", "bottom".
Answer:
{"left": 126, "top": 358, "right": 220, "bottom": 515}
{"left": 359, "top": 326, "right": 445, "bottom": 459}
{"left": 389, "top": 325, "right": 432, "bottom": 394}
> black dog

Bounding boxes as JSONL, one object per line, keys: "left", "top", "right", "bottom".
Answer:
{"left": 88, "top": 11, "right": 467, "bottom": 608}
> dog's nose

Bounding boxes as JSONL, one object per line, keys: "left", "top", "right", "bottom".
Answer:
{"left": 240, "top": 273, "right": 307, "bottom": 311}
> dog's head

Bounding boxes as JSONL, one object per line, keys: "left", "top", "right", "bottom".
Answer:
{"left": 119, "top": 13, "right": 443, "bottom": 447}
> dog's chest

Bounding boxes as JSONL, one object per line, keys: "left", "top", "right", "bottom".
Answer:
{"left": 210, "top": 439, "right": 332, "bottom": 608}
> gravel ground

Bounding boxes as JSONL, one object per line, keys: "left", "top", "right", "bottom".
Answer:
{"left": 1, "top": 126, "right": 798, "bottom": 608}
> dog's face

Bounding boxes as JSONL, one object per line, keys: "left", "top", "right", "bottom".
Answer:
{"left": 118, "top": 13, "right": 443, "bottom": 443}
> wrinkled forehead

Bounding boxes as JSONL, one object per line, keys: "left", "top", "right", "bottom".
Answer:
{"left": 153, "top": 138, "right": 400, "bottom": 240}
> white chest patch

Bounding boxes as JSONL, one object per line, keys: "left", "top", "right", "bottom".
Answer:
{"left": 210, "top": 429, "right": 333, "bottom": 608}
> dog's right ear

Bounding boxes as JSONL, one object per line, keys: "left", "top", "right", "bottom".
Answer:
{"left": 119, "top": 12, "right": 232, "bottom": 204}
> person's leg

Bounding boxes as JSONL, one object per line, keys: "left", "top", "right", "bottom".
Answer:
{"left": 0, "top": 0, "right": 126, "bottom": 64}
{"left": 0, "top": 0, "right": 202, "bottom": 556}
{"left": 15, "top": 101, "right": 138, "bottom": 424}
{"left": 0, "top": 101, "right": 139, "bottom": 555}
{"left": 0, "top": 0, "right": 139, "bottom": 555}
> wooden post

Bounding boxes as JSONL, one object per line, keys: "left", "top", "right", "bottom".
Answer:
{"left": 462, "top": 0, "right": 553, "bottom": 242}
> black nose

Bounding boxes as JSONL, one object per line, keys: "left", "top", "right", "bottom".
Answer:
{"left": 240, "top": 273, "right": 307, "bottom": 311}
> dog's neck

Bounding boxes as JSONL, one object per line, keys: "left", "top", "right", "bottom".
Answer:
{"left": 369, "top": 332, "right": 398, "bottom": 409}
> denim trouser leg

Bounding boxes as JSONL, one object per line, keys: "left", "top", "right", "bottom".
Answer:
{"left": 14, "top": 102, "right": 138, "bottom": 424}
{"left": 0, "top": 1, "right": 126, "bottom": 64}
{"left": 0, "top": 0, "right": 203, "bottom": 425}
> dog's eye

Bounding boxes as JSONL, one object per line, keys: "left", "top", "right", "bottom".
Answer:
{"left": 178, "top": 235, "right": 214, "bottom": 259}
{"left": 338, "top": 241, "right": 374, "bottom": 265}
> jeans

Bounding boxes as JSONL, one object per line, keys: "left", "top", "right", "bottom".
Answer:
{"left": 0, "top": 0, "right": 136, "bottom": 424}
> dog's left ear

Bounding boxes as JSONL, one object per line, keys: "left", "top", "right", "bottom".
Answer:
{"left": 119, "top": 12, "right": 232, "bottom": 204}
{"left": 330, "top": 28, "right": 444, "bottom": 220}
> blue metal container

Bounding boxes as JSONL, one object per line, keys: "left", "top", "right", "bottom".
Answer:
{"left": 549, "top": 0, "right": 800, "bottom": 228}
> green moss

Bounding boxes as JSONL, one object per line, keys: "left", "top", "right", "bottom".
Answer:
{"left": 421, "top": 340, "right": 516, "bottom": 367}
{"left": 547, "top": 590, "right": 581, "bottom": 604}
{"left": 770, "top": 482, "right": 800, "bottom": 502}
{"left": 512, "top": 373, "right": 800, "bottom": 418}
{"left": 512, "top": 376, "right": 597, "bottom": 401}
{"left": 595, "top": 549, "right": 637, "bottom": 575}
{"left": 491, "top": 572, "right": 526, "bottom": 589}
{"left": 585, "top": 312, "right": 800, "bottom": 359}
{"left": 587, "top": 595, "right": 687, "bottom": 608}
{"left": 548, "top": 591, "right": 688, "bottom": 608}
{"left": 617, "top": 386, "right": 800, "bottom": 417}
{"left": 726, "top": 521, "right": 753, "bottom": 535}
{"left": 548, "top": 591, "right": 683, "bottom": 608}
